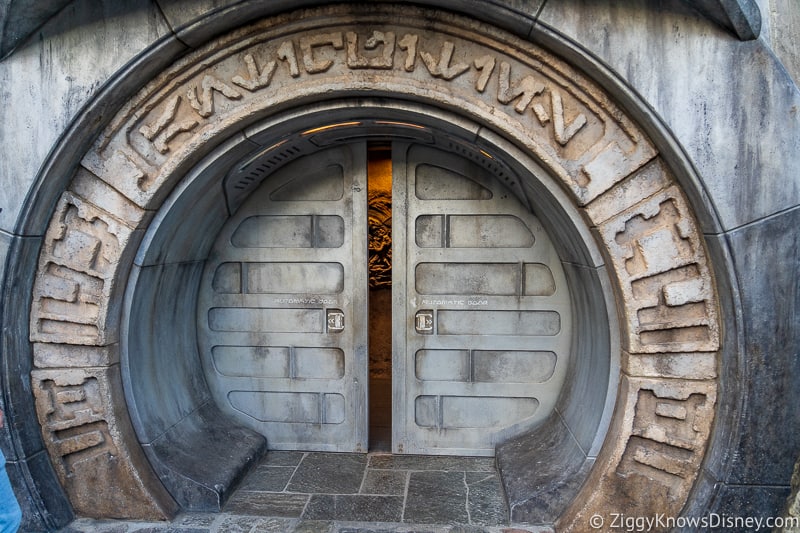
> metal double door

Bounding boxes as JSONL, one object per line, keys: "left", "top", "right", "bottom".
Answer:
{"left": 198, "top": 141, "right": 571, "bottom": 455}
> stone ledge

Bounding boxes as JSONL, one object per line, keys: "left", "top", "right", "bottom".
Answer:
{"left": 496, "top": 414, "right": 593, "bottom": 523}
{"left": 144, "top": 401, "right": 267, "bottom": 511}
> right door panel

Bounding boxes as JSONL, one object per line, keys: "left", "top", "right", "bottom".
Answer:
{"left": 392, "top": 143, "right": 572, "bottom": 456}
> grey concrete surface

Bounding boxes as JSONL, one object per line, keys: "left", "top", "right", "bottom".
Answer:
{"left": 537, "top": 0, "right": 800, "bottom": 232}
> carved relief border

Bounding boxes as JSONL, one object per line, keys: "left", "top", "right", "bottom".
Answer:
{"left": 28, "top": 5, "right": 719, "bottom": 527}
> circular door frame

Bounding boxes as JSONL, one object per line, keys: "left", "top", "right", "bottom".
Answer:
{"left": 21, "top": 4, "right": 720, "bottom": 530}
{"left": 118, "top": 99, "right": 619, "bottom": 521}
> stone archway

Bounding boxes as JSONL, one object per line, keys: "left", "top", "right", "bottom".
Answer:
{"left": 27, "top": 5, "right": 719, "bottom": 530}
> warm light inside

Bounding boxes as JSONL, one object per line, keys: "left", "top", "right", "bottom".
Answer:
{"left": 374, "top": 120, "right": 428, "bottom": 129}
{"left": 367, "top": 143, "right": 393, "bottom": 452}
{"left": 301, "top": 121, "right": 362, "bottom": 135}
{"left": 368, "top": 155, "right": 392, "bottom": 196}
{"left": 239, "top": 139, "right": 288, "bottom": 170}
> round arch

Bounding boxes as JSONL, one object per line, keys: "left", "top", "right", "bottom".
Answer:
{"left": 18, "top": 4, "right": 720, "bottom": 529}
{"left": 121, "top": 99, "right": 618, "bottom": 520}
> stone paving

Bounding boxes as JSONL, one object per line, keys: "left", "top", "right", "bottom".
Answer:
{"left": 57, "top": 452, "right": 552, "bottom": 533}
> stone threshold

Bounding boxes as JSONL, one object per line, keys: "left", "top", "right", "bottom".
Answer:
{"left": 59, "top": 451, "right": 556, "bottom": 532}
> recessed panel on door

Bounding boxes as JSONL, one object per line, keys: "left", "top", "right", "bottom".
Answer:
{"left": 198, "top": 144, "right": 368, "bottom": 452}
{"left": 392, "top": 143, "right": 572, "bottom": 456}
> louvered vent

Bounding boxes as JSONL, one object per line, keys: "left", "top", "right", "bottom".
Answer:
{"left": 232, "top": 144, "right": 303, "bottom": 191}
{"left": 445, "top": 139, "right": 517, "bottom": 189}
{"left": 225, "top": 141, "right": 309, "bottom": 212}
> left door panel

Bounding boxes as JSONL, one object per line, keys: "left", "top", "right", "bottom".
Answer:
{"left": 198, "top": 144, "right": 369, "bottom": 452}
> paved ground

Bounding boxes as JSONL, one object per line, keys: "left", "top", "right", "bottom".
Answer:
{"left": 57, "top": 451, "right": 552, "bottom": 533}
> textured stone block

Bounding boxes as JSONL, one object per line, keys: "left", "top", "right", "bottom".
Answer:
{"left": 223, "top": 492, "right": 309, "bottom": 518}
{"left": 367, "top": 454, "right": 495, "bottom": 472}
{"left": 237, "top": 466, "right": 295, "bottom": 492}
{"left": 361, "top": 469, "right": 407, "bottom": 495}
{"left": 622, "top": 351, "right": 717, "bottom": 380}
{"left": 33, "top": 342, "right": 120, "bottom": 368}
{"left": 404, "top": 471, "right": 469, "bottom": 524}
{"left": 596, "top": 184, "right": 719, "bottom": 354}
{"left": 466, "top": 473, "right": 509, "bottom": 526}
{"left": 30, "top": 179, "right": 144, "bottom": 345}
{"left": 31, "top": 366, "right": 177, "bottom": 519}
{"left": 304, "top": 494, "right": 404, "bottom": 522}
{"left": 557, "top": 376, "right": 716, "bottom": 532}
{"left": 287, "top": 453, "right": 367, "bottom": 494}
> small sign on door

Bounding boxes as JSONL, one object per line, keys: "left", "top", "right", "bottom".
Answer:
{"left": 327, "top": 309, "right": 345, "bottom": 333}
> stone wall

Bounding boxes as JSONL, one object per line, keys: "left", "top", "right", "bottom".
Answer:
{"left": 765, "top": 0, "right": 800, "bottom": 84}
{"left": 0, "top": 1, "right": 798, "bottom": 530}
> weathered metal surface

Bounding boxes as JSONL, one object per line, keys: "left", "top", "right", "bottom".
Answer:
{"left": 197, "top": 144, "right": 369, "bottom": 452}
{"left": 392, "top": 143, "right": 573, "bottom": 456}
